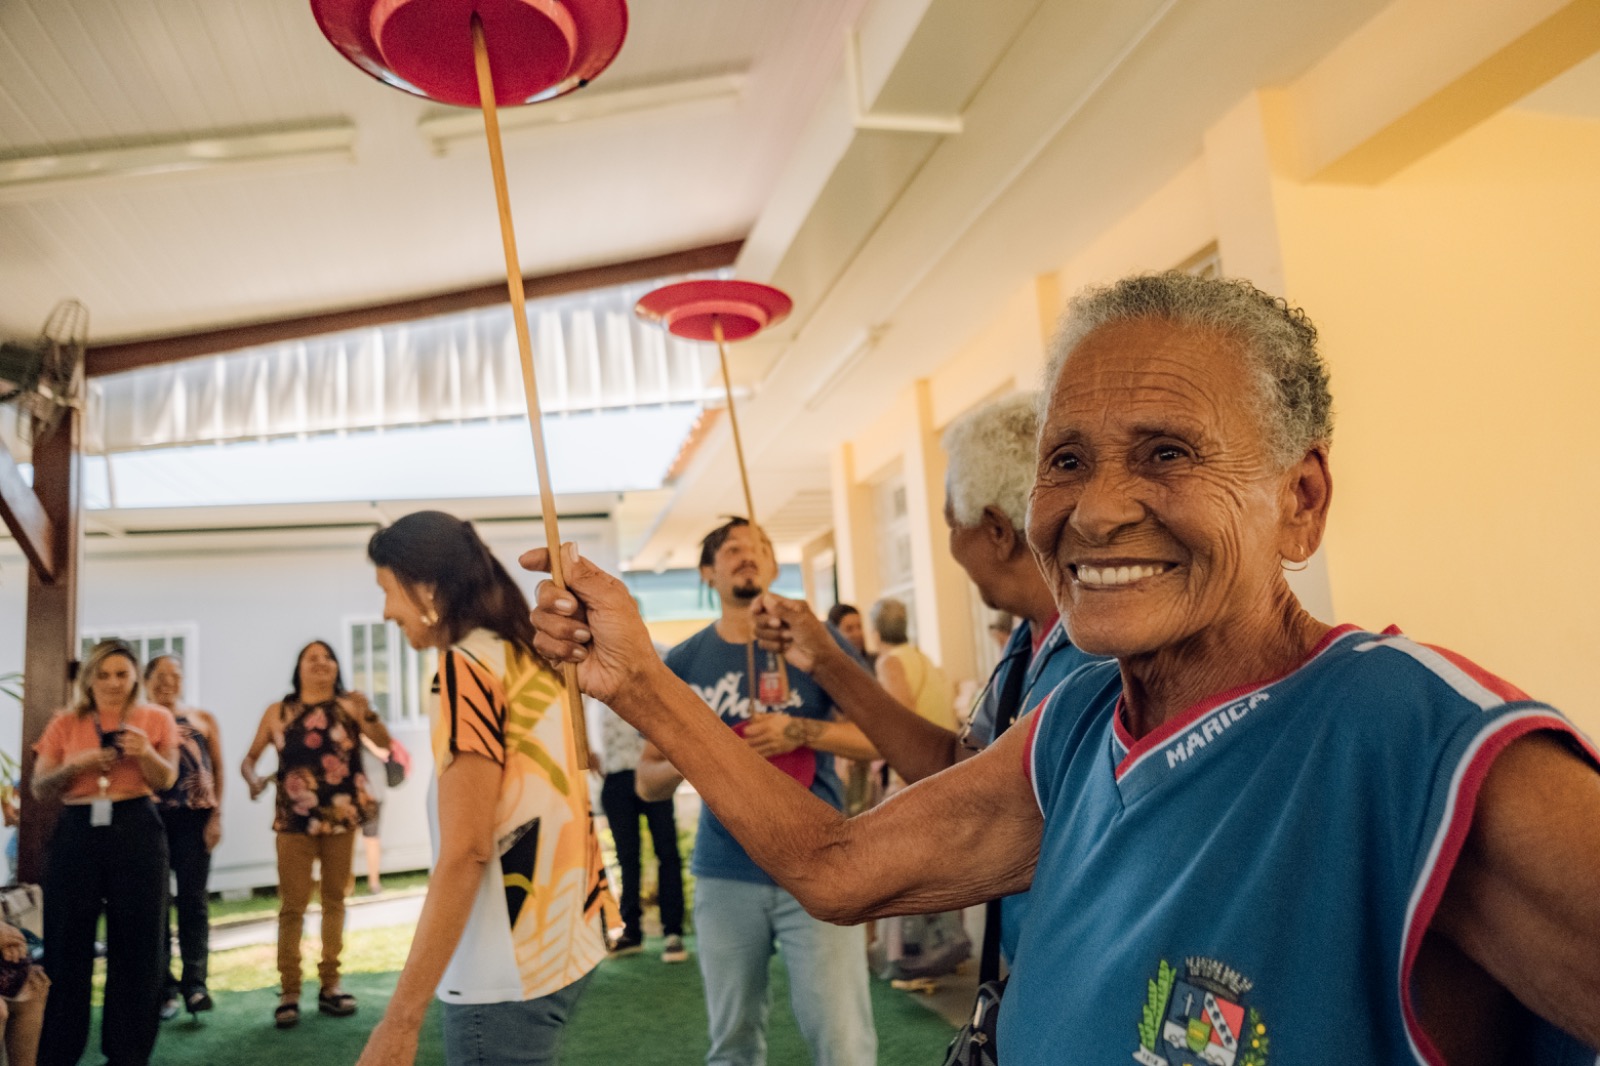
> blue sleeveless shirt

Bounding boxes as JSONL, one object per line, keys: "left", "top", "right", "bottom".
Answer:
{"left": 1003, "top": 625, "right": 1598, "bottom": 1065}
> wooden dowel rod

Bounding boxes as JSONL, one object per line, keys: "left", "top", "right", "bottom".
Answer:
{"left": 711, "top": 317, "right": 788, "bottom": 707}
{"left": 472, "top": 15, "right": 591, "bottom": 769}
{"left": 712, "top": 316, "right": 757, "bottom": 527}
{"left": 745, "top": 640, "right": 759, "bottom": 714}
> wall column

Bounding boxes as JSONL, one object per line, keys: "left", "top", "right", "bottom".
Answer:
{"left": 827, "top": 443, "right": 878, "bottom": 610}
{"left": 1202, "top": 92, "right": 1335, "bottom": 622}
{"left": 901, "top": 380, "right": 977, "bottom": 686}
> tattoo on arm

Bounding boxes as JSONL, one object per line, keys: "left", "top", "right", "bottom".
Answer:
{"left": 783, "top": 718, "right": 825, "bottom": 747}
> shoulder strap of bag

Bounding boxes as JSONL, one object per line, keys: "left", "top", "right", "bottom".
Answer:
{"left": 979, "top": 641, "right": 1032, "bottom": 984}
{"left": 979, "top": 898, "right": 1005, "bottom": 985}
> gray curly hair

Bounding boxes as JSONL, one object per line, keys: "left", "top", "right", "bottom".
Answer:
{"left": 941, "top": 392, "right": 1040, "bottom": 531}
{"left": 869, "top": 597, "right": 910, "bottom": 645}
{"left": 1042, "top": 273, "right": 1334, "bottom": 467}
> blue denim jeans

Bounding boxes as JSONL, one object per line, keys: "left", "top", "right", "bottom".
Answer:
{"left": 440, "top": 970, "right": 593, "bottom": 1066}
{"left": 693, "top": 876, "right": 877, "bottom": 1066}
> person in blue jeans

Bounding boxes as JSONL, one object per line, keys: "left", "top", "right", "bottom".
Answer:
{"left": 638, "top": 518, "right": 879, "bottom": 1066}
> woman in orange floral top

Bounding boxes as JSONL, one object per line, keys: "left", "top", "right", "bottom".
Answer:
{"left": 240, "top": 640, "right": 389, "bottom": 1030}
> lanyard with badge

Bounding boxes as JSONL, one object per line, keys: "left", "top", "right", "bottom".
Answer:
{"left": 90, "top": 717, "right": 123, "bottom": 827}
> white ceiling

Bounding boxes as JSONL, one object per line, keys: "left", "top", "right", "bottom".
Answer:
{"left": 0, "top": 0, "right": 864, "bottom": 341}
{"left": 6, "top": 0, "right": 1595, "bottom": 571}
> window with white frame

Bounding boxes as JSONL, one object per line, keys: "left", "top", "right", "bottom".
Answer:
{"left": 344, "top": 619, "right": 436, "bottom": 725}
{"left": 872, "top": 472, "right": 918, "bottom": 641}
{"left": 79, "top": 624, "right": 200, "bottom": 704}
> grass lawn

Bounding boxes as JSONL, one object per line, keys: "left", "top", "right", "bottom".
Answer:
{"left": 104, "top": 816, "right": 952, "bottom": 1062}
{"left": 123, "top": 925, "right": 954, "bottom": 1065}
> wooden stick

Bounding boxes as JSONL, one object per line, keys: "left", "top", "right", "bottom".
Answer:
{"left": 712, "top": 316, "right": 789, "bottom": 708}
{"left": 712, "top": 315, "right": 757, "bottom": 526}
{"left": 472, "top": 15, "right": 591, "bottom": 770}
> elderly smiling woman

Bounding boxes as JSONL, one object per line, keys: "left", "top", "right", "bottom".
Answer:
{"left": 524, "top": 273, "right": 1600, "bottom": 1065}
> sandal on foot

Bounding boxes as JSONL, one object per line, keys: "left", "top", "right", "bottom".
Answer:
{"left": 274, "top": 1002, "right": 300, "bottom": 1029}
{"left": 186, "top": 988, "right": 214, "bottom": 1013}
{"left": 317, "top": 989, "right": 358, "bottom": 1017}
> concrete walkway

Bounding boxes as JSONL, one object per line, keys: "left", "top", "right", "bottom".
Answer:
{"left": 210, "top": 890, "right": 426, "bottom": 951}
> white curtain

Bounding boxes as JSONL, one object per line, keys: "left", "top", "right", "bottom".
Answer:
{"left": 83, "top": 283, "right": 721, "bottom": 454}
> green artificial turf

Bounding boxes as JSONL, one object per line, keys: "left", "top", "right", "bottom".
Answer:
{"left": 101, "top": 927, "right": 954, "bottom": 1065}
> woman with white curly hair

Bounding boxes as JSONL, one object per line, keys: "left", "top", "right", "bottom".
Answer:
{"left": 526, "top": 272, "right": 1600, "bottom": 1064}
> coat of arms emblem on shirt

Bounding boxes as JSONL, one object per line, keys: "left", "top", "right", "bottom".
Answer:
{"left": 1133, "top": 957, "right": 1269, "bottom": 1066}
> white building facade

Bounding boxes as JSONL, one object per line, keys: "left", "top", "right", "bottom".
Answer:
{"left": 0, "top": 516, "right": 617, "bottom": 892}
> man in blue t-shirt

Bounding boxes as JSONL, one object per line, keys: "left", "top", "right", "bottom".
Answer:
{"left": 639, "top": 518, "right": 879, "bottom": 1066}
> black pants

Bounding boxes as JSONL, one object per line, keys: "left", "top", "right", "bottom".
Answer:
{"left": 599, "top": 770, "right": 684, "bottom": 940}
{"left": 40, "top": 798, "right": 169, "bottom": 1066}
{"left": 159, "top": 806, "right": 214, "bottom": 998}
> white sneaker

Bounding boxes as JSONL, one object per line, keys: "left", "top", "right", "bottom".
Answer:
{"left": 661, "top": 934, "right": 688, "bottom": 963}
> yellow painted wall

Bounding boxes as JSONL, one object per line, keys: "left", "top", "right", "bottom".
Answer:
{"left": 848, "top": 392, "right": 915, "bottom": 485}
{"left": 824, "top": 8, "right": 1600, "bottom": 732}
{"left": 829, "top": 277, "right": 1055, "bottom": 688}
{"left": 927, "top": 282, "right": 1047, "bottom": 423}
{"left": 1271, "top": 108, "right": 1600, "bottom": 729}
{"left": 1058, "top": 158, "right": 1218, "bottom": 295}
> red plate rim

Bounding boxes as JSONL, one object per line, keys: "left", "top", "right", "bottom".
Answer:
{"left": 309, "top": 0, "right": 628, "bottom": 108}
{"left": 635, "top": 280, "right": 793, "bottom": 342}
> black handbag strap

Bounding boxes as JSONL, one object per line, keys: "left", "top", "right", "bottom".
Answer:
{"left": 979, "top": 898, "right": 1004, "bottom": 986}
{"left": 979, "top": 642, "right": 1032, "bottom": 985}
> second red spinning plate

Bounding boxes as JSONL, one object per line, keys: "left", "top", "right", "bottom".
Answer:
{"left": 635, "top": 280, "right": 793, "bottom": 343}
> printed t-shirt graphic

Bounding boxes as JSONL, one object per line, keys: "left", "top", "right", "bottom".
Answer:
{"left": 428, "top": 629, "right": 608, "bottom": 1004}
{"left": 665, "top": 623, "right": 850, "bottom": 886}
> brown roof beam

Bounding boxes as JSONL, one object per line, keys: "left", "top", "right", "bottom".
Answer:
{"left": 0, "top": 440, "right": 54, "bottom": 581}
{"left": 85, "top": 240, "right": 744, "bottom": 378}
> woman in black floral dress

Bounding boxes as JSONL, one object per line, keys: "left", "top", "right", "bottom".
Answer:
{"left": 240, "top": 641, "right": 389, "bottom": 1029}
{"left": 148, "top": 654, "right": 224, "bottom": 1022}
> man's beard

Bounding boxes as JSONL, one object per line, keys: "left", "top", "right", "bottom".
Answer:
{"left": 728, "top": 579, "right": 764, "bottom": 604}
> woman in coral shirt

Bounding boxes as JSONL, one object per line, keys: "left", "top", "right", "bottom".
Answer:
{"left": 31, "top": 639, "right": 176, "bottom": 1066}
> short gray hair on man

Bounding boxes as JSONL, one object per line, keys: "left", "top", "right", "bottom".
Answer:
{"left": 1042, "top": 272, "right": 1334, "bottom": 467}
{"left": 869, "top": 597, "right": 909, "bottom": 645}
{"left": 941, "top": 392, "right": 1040, "bottom": 531}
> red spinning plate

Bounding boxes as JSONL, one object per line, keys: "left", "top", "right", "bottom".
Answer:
{"left": 311, "top": 0, "right": 627, "bottom": 109}
{"left": 634, "top": 280, "right": 793, "bottom": 342}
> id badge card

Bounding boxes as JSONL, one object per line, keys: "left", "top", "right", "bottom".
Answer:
{"left": 90, "top": 798, "right": 113, "bottom": 827}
